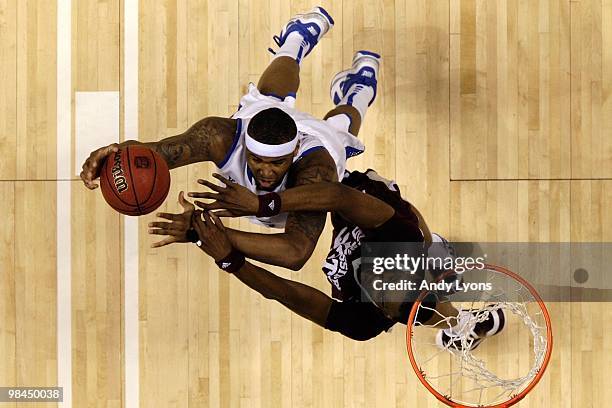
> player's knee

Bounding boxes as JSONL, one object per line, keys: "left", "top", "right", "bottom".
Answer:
{"left": 256, "top": 81, "right": 298, "bottom": 102}
{"left": 324, "top": 108, "right": 361, "bottom": 136}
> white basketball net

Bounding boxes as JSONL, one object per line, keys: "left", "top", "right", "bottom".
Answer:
{"left": 409, "top": 267, "right": 551, "bottom": 407}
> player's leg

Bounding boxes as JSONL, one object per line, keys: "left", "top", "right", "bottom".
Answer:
{"left": 257, "top": 7, "right": 334, "bottom": 98}
{"left": 324, "top": 51, "right": 381, "bottom": 136}
{"left": 257, "top": 57, "right": 301, "bottom": 100}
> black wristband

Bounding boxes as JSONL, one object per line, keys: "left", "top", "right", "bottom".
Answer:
{"left": 186, "top": 228, "right": 199, "bottom": 243}
{"left": 215, "top": 249, "right": 246, "bottom": 273}
{"left": 257, "top": 192, "right": 282, "bottom": 217}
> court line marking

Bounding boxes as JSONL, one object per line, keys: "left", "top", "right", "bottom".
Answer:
{"left": 56, "top": 0, "right": 72, "bottom": 407}
{"left": 124, "top": 1, "right": 139, "bottom": 407}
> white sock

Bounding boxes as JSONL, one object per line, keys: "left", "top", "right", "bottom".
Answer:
{"left": 338, "top": 84, "right": 374, "bottom": 120}
{"left": 274, "top": 32, "right": 307, "bottom": 64}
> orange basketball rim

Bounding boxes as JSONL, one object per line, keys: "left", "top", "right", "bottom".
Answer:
{"left": 406, "top": 264, "right": 553, "bottom": 408}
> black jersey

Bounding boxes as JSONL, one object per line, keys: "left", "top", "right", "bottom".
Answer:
{"left": 321, "top": 170, "right": 424, "bottom": 301}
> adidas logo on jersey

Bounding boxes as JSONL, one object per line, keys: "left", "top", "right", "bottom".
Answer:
{"left": 268, "top": 201, "right": 275, "bottom": 211}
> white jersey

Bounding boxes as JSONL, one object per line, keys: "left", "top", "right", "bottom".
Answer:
{"left": 217, "top": 83, "right": 365, "bottom": 229}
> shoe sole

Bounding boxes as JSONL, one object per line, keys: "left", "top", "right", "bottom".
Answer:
{"left": 288, "top": 6, "right": 334, "bottom": 37}
{"left": 330, "top": 51, "right": 381, "bottom": 101}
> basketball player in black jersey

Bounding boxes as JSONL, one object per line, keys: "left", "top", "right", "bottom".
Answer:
{"left": 150, "top": 170, "right": 505, "bottom": 343}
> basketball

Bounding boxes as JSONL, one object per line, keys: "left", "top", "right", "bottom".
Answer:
{"left": 99, "top": 145, "right": 171, "bottom": 216}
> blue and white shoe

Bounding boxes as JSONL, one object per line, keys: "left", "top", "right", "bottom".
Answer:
{"left": 268, "top": 6, "right": 334, "bottom": 62}
{"left": 330, "top": 50, "right": 381, "bottom": 106}
{"left": 435, "top": 308, "right": 506, "bottom": 352}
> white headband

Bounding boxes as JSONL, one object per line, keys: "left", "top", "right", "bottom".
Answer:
{"left": 245, "top": 132, "right": 298, "bottom": 157}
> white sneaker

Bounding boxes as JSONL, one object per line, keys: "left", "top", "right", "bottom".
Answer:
{"left": 436, "top": 308, "right": 506, "bottom": 352}
{"left": 330, "top": 50, "right": 381, "bottom": 105}
{"left": 268, "top": 6, "right": 334, "bottom": 63}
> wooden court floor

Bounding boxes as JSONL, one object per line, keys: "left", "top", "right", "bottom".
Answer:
{"left": 0, "top": 0, "right": 611, "bottom": 407}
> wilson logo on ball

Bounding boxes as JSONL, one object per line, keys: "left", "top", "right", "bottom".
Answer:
{"left": 100, "top": 145, "right": 170, "bottom": 216}
{"left": 111, "top": 149, "right": 128, "bottom": 193}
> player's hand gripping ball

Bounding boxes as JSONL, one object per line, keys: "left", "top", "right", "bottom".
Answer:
{"left": 100, "top": 145, "right": 171, "bottom": 216}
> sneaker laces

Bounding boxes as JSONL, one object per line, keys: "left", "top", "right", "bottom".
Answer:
{"left": 268, "top": 38, "right": 309, "bottom": 56}
{"left": 267, "top": 35, "right": 283, "bottom": 55}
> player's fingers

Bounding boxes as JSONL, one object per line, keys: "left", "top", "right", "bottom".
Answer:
{"left": 209, "top": 211, "right": 226, "bottom": 231}
{"left": 150, "top": 237, "right": 176, "bottom": 248}
{"left": 193, "top": 213, "right": 207, "bottom": 237}
{"left": 96, "top": 144, "right": 118, "bottom": 162}
{"left": 88, "top": 157, "right": 99, "bottom": 169}
{"left": 79, "top": 170, "right": 88, "bottom": 183}
{"left": 106, "top": 143, "right": 119, "bottom": 154}
{"left": 197, "top": 179, "right": 225, "bottom": 193}
{"left": 79, "top": 171, "right": 98, "bottom": 189}
{"left": 93, "top": 148, "right": 108, "bottom": 164}
{"left": 211, "top": 210, "right": 237, "bottom": 218}
{"left": 80, "top": 161, "right": 93, "bottom": 179}
{"left": 148, "top": 221, "right": 183, "bottom": 230}
{"left": 202, "top": 210, "right": 212, "bottom": 223}
{"left": 148, "top": 228, "right": 174, "bottom": 235}
{"left": 202, "top": 211, "right": 216, "bottom": 232}
{"left": 211, "top": 173, "right": 232, "bottom": 187}
{"left": 188, "top": 191, "right": 218, "bottom": 200}
{"left": 156, "top": 212, "right": 182, "bottom": 221}
{"left": 178, "top": 191, "right": 195, "bottom": 211}
{"left": 89, "top": 144, "right": 117, "bottom": 172}
{"left": 194, "top": 200, "right": 225, "bottom": 211}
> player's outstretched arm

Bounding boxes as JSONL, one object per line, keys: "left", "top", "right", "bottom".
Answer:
{"left": 189, "top": 150, "right": 338, "bottom": 270}
{"left": 79, "top": 117, "right": 236, "bottom": 189}
{"left": 283, "top": 151, "right": 340, "bottom": 243}
{"left": 192, "top": 211, "right": 332, "bottom": 327}
{"left": 278, "top": 182, "right": 395, "bottom": 228}
{"left": 231, "top": 150, "right": 338, "bottom": 270}
{"left": 194, "top": 173, "right": 395, "bottom": 229}
{"left": 192, "top": 210, "right": 398, "bottom": 341}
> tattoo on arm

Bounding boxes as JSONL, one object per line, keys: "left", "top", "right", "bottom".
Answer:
{"left": 153, "top": 117, "right": 236, "bottom": 168}
{"left": 287, "top": 153, "right": 338, "bottom": 186}
{"left": 156, "top": 138, "right": 189, "bottom": 167}
{"left": 285, "top": 150, "right": 339, "bottom": 245}
{"left": 285, "top": 210, "right": 327, "bottom": 242}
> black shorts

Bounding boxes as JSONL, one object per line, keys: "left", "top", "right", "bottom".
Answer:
{"left": 324, "top": 298, "right": 436, "bottom": 341}
{"left": 324, "top": 300, "right": 395, "bottom": 341}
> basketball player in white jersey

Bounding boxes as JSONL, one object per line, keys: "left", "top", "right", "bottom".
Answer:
{"left": 147, "top": 170, "right": 505, "bottom": 345}
{"left": 80, "top": 6, "right": 381, "bottom": 270}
